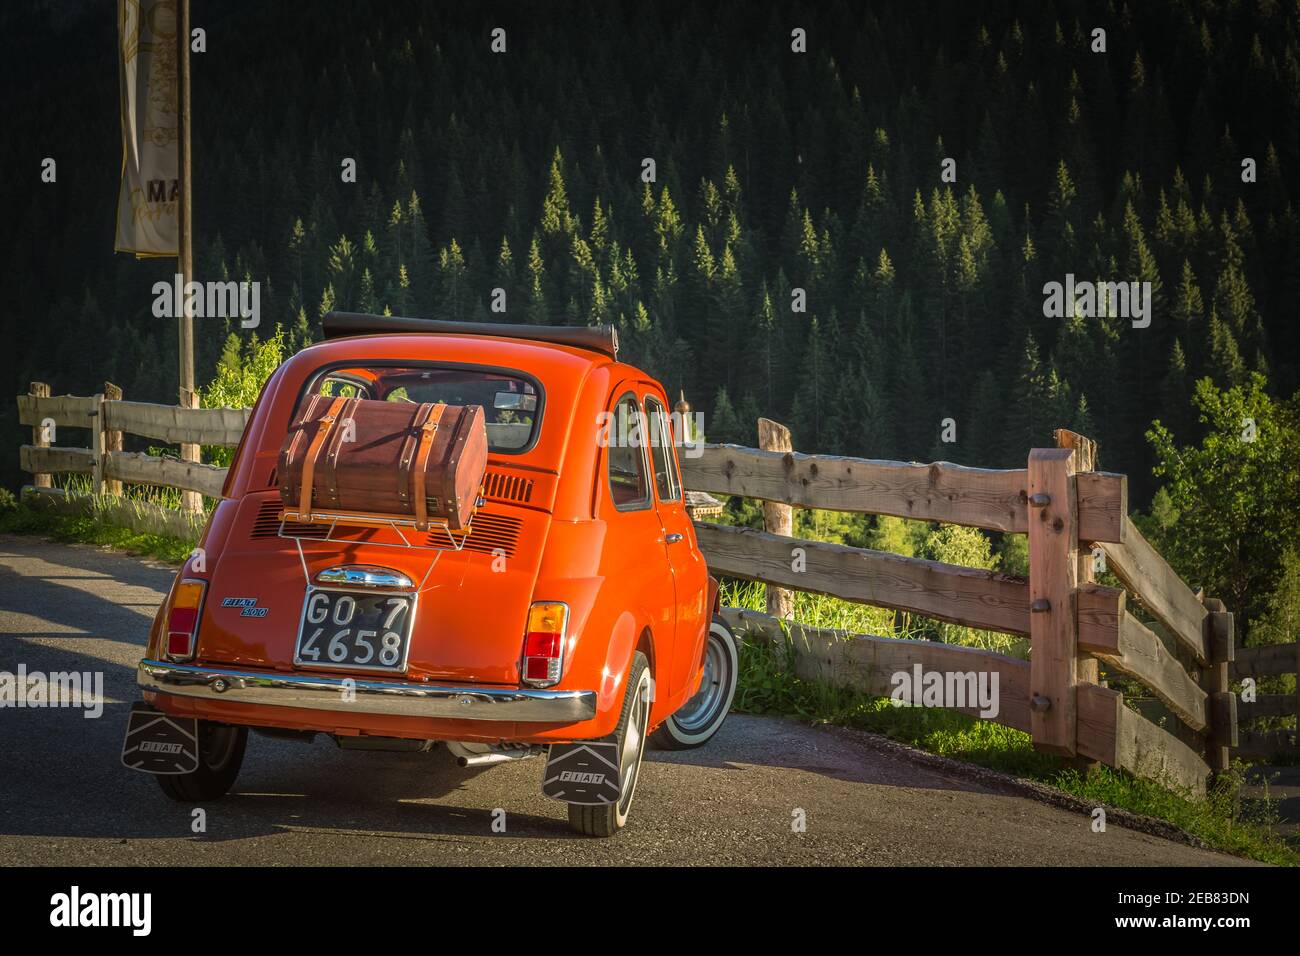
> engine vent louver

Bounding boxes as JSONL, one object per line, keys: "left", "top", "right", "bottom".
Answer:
{"left": 249, "top": 497, "right": 521, "bottom": 556}
{"left": 482, "top": 469, "right": 534, "bottom": 504}
{"left": 250, "top": 498, "right": 327, "bottom": 539}
{"left": 443, "top": 512, "right": 523, "bottom": 557}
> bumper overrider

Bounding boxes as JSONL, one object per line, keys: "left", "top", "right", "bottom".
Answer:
{"left": 137, "top": 659, "right": 597, "bottom": 722}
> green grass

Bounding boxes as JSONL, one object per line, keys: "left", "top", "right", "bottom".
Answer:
{"left": 729, "top": 584, "right": 1297, "bottom": 866}
{"left": 0, "top": 485, "right": 198, "bottom": 565}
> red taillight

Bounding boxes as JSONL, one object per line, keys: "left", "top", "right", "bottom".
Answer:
{"left": 166, "top": 580, "right": 205, "bottom": 660}
{"left": 522, "top": 602, "right": 568, "bottom": 687}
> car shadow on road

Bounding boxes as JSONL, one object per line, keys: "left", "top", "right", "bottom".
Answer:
{"left": 2, "top": 703, "right": 997, "bottom": 853}
{"left": 642, "top": 713, "right": 998, "bottom": 795}
{"left": 0, "top": 699, "right": 584, "bottom": 847}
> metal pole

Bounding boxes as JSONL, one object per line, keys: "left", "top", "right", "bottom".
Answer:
{"left": 176, "top": 0, "right": 200, "bottom": 512}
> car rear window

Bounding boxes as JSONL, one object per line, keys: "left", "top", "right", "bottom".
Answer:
{"left": 305, "top": 364, "right": 541, "bottom": 453}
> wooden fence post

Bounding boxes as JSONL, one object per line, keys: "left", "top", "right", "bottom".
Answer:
{"left": 1028, "top": 447, "right": 1080, "bottom": 756}
{"left": 29, "top": 382, "right": 52, "bottom": 488}
{"left": 102, "top": 382, "right": 123, "bottom": 496}
{"left": 758, "top": 417, "right": 794, "bottom": 620}
{"left": 1056, "top": 429, "right": 1098, "bottom": 683}
{"left": 180, "top": 389, "right": 203, "bottom": 513}
{"left": 1056, "top": 429, "right": 1099, "bottom": 770}
{"left": 1203, "top": 597, "right": 1237, "bottom": 773}
{"left": 88, "top": 390, "right": 105, "bottom": 495}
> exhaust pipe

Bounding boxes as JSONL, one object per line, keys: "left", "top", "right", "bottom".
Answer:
{"left": 446, "top": 741, "right": 542, "bottom": 767}
{"left": 458, "top": 752, "right": 516, "bottom": 767}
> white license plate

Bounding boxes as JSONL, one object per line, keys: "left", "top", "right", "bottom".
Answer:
{"left": 294, "top": 588, "right": 416, "bottom": 673}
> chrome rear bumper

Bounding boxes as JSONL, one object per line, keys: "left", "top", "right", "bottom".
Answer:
{"left": 137, "top": 659, "right": 596, "bottom": 723}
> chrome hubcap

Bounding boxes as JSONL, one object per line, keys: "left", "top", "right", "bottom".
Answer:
{"left": 673, "top": 630, "right": 730, "bottom": 733}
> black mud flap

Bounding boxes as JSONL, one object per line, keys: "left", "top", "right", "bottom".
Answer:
{"left": 121, "top": 702, "right": 200, "bottom": 775}
{"left": 541, "top": 740, "right": 621, "bottom": 805}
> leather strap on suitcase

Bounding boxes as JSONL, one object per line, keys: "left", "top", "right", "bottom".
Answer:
{"left": 396, "top": 402, "right": 436, "bottom": 510}
{"left": 297, "top": 396, "right": 348, "bottom": 520}
{"left": 410, "top": 402, "right": 446, "bottom": 531}
{"left": 319, "top": 396, "right": 361, "bottom": 508}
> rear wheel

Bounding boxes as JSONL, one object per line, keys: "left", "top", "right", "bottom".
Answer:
{"left": 156, "top": 722, "right": 247, "bottom": 802}
{"left": 650, "top": 619, "right": 737, "bottom": 750}
{"left": 568, "top": 652, "right": 650, "bottom": 837}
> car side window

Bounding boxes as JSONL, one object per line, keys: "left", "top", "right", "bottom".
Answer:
{"left": 645, "top": 397, "right": 681, "bottom": 502}
{"left": 606, "top": 393, "right": 651, "bottom": 511}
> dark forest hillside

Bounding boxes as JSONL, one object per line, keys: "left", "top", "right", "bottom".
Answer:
{"left": 3, "top": 0, "right": 1299, "bottom": 503}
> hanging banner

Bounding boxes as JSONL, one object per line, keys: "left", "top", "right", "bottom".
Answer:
{"left": 115, "top": 0, "right": 179, "bottom": 257}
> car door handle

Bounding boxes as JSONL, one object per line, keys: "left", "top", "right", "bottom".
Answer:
{"left": 665, "top": 533, "right": 684, "bottom": 544}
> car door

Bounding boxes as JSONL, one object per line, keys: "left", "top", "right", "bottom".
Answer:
{"left": 601, "top": 390, "right": 677, "bottom": 691}
{"left": 643, "top": 391, "right": 708, "bottom": 698}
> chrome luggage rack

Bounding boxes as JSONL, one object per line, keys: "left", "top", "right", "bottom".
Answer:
{"left": 276, "top": 505, "right": 480, "bottom": 553}
{"left": 276, "top": 498, "right": 485, "bottom": 590}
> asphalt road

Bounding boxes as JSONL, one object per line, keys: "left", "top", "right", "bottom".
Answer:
{"left": 0, "top": 533, "right": 1252, "bottom": 866}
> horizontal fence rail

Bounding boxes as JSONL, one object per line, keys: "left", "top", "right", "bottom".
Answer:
{"left": 104, "top": 451, "right": 228, "bottom": 498}
{"left": 103, "top": 401, "right": 250, "bottom": 448}
{"left": 14, "top": 389, "right": 1286, "bottom": 789}
{"left": 1076, "top": 585, "right": 1209, "bottom": 731}
{"left": 1097, "top": 517, "right": 1210, "bottom": 665}
{"left": 680, "top": 444, "right": 1128, "bottom": 540}
{"left": 697, "top": 522, "right": 1032, "bottom": 635}
{"left": 720, "top": 607, "right": 1036, "bottom": 733}
{"left": 16, "top": 393, "right": 97, "bottom": 429}
{"left": 19, "top": 445, "right": 95, "bottom": 475}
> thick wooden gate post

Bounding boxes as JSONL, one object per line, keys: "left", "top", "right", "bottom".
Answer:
{"left": 1028, "top": 447, "right": 1079, "bottom": 756}
{"left": 1203, "top": 597, "right": 1237, "bottom": 773}
{"left": 758, "top": 418, "right": 794, "bottom": 620}
{"left": 1056, "top": 429, "right": 1099, "bottom": 770}
{"left": 29, "top": 382, "right": 52, "bottom": 488}
{"left": 1055, "top": 430, "right": 1099, "bottom": 682}
{"left": 102, "top": 382, "right": 123, "bottom": 497}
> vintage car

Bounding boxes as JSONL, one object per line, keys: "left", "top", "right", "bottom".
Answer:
{"left": 122, "top": 313, "right": 738, "bottom": 836}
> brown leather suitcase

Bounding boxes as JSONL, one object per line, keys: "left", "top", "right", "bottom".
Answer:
{"left": 277, "top": 395, "right": 488, "bottom": 530}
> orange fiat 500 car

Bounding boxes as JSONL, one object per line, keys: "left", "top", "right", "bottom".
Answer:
{"left": 122, "top": 313, "right": 738, "bottom": 836}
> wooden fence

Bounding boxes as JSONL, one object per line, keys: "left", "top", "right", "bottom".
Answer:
{"left": 17, "top": 381, "right": 247, "bottom": 537}
{"left": 679, "top": 419, "right": 1255, "bottom": 795}
{"left": 1231, "top": 640, "right": 1300, "bottom": 759}
{"left": 16, "top": 385, "right": 1292, "bottom": 792}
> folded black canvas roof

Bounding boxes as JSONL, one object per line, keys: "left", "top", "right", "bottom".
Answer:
{"left": 322, "top": 312, "right": 619, "bottom": 360}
